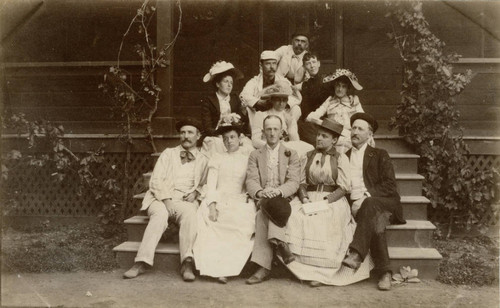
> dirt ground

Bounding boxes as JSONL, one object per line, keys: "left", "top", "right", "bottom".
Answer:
{"left": 2, "top": 270, "right": 498, "bottom": 308}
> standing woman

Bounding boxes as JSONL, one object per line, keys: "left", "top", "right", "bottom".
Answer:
{"left": 283, "top": 118, "right": 373, "bottom": 287}
{"left": 193, "top": 117, "right": 256, "bottom": 284}
{"left": 201, "top": 61, "right": 252, "bottom": 156}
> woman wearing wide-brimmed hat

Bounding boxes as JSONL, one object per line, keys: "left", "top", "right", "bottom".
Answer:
{"left": 193, "top": 115, "right": 256, "bottom": 284}
{"left": 305, "top": 68, "right": 367, "bottom": 153}
{"left": 201, "top": 61, "right": 253, "bottom": 156}
{"left": 251, "top": 81, "right": 313, "bottom": 158}
{"left": 282, "top": 118, "right": 373, "bottom": 287}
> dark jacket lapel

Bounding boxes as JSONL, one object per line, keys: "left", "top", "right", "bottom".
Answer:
{"left": 207, "top": 93, "right": 221, "bottom": 116}
{"left": 363, "top": 145, "right": 375, "bottom": 173}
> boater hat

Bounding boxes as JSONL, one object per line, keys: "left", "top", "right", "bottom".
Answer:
{"left": 203, "top": 61, "right": 243, "bottom": 83}
{"left": 175, "top": 117, "right": 203, "bottom": 132}
{"left": 350, "top": 112, "right": 378, "bottom": 133}
{"left": 260, "top": 50, "right": 279, "bottom": 61}
{"left": 323, "top": 68, "right": 363, "bottom": 90}
{"left": 260, "top": 81, "right": 293, "bottom": 99}
{"left": 316, "top": 118, "right": 343, "bottom": 137}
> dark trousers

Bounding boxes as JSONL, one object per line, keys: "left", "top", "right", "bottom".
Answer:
{"left": 349, "top": 197, "right": 399, "bottom": 274}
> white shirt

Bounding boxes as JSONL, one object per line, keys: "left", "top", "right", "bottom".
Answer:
{"left": 216, "top": 92, "right": 231, "bottom": 115}
{"left": 173, "top": 149, "right": 199, "bottom": 195}
{"left": 350, "top": 142, "right": 369, "bottom": 200}
{"left": 275, "top": 45, "right": 306, "bottom": 80}
{"left": 265, "top": 143, "right": 281, "bottom": 189}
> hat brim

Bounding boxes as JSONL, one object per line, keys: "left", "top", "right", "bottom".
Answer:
{"left": 203, "top": 68, "right": 244, "bottom": 83}
{"left": 214, "top": 124, "right": 243, "bottom": 136}
{"left": 325, "top": 75, "right": 363, "bottom": 91}
{"left": 315, "top": 123, "right": 344, "bottom": 137}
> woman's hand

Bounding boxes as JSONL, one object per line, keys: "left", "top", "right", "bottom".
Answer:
{"left": 183, "top": 191, "right": 199, "bottom": 203}
{"left": 302, "top": 197, "right": 311, "bottom": 204}
{"left": 208, "top": 202, "right": 219, "bottom": 222}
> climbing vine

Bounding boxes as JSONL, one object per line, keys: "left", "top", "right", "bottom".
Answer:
{"left": 386, "top": 1, "right": 499, "bottom": 234}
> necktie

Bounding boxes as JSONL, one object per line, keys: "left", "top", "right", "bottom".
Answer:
{"left": 180, "top": 150, "right": 195, "bottom": 164}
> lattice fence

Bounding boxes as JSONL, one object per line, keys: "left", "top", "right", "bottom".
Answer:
{"left": 2, "top": 153, "right": 155, "bottom": 217}
{"left": 428, "top": 154, "right": 500, "bottom": 225}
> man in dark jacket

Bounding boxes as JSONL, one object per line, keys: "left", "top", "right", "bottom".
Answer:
{"left": 342, "top": 112, "right": 406, "bottom": 291}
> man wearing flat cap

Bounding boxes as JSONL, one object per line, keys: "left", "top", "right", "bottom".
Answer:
{"left": 341, "top": 112, "right": 406, "bottom": 291}
{"left": 240, "top": 50, "right": 302, "bottom": 131}
{"left": 245, "top": 114, "right": 301, "bottom": 284}
{"left": 123, "top": 118, "right": 209, "bottom": 282}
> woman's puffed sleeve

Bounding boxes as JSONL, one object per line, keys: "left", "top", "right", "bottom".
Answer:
{"left": 251, "top": 112, "right": 266, "bottom": 149}
{"left": 352, "top": 95, "right": 364, "bottom": 113}
{"left": 336, "top": 153, "right": 351, "bottom": 193}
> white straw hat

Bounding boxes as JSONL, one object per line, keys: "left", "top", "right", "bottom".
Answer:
{"left": 203, "top": 61, "right": 243, "bottom": 83}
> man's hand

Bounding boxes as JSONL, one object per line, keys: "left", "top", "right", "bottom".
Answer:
{"left": 254, "top": 99, "right": 271, "bottom": 111}
{"left": 351, "top": 196, "right": 366, "bottom": 217}
{"left": 208, "top": 202, "right": 218, "bottom": 222}
{"left": 302, "top": 197, "right": 311, "bottom": 204}
{"left": 261, "top": 188, "right": 282, "bottom": 199}
{"left": 183, "top": 191, "right": 199, "bottom": 203}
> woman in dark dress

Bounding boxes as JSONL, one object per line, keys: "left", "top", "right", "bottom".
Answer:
{"left": 201, "top": 61, "right": 253, "bottom": 156}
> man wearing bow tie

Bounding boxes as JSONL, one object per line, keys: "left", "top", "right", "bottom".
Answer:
{"left": 274, "top": 33, "right": 310, "bottom": 84}
{"left": 124, "top": 118, "right": 209, "bottom": 282}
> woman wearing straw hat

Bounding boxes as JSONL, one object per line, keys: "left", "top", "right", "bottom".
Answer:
{"left": 201, "top": 61, "right": 253, "bottom": 156}
{"left": 193, "top": 116, "right": 256, "bottom": 284}
{"left": 282, "top": 118, "right": 373, "bottom": 287}
{"left": 251, "top": 81, "right": 313, "bottom": 158}
{"left": 305, "top": 69, "right": 369, "bottom": 153}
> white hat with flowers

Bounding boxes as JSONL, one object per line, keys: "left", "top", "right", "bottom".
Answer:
{"left": 323, "top": 68, "right": 363, "bottom": 90}
{"left": 203, "top": 61, "right": 244, "bottom": 83}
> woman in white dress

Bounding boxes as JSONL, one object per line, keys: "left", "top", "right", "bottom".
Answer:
{"left": 193, "top": 118, "right": 256, "bottom": 284}
{"left": 251, "top": 81, "right": 314, "bottom": 158}
{"left": 284, "top": 118, "right": 373, "bottom": 287}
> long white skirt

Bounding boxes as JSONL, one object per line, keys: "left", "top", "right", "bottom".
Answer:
{"left": 193, "top": 194, "right": 256, "bottom": 278}
{"left": 283, "top": 191, "right": 373, "bottom": 286}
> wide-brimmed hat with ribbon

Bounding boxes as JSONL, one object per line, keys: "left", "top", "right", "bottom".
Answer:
{"left": 203, "top": 61, "right": 243, "bottom": 83}
{"left": 323, "top": 68, "right": 363, "bottom": 90}
{"left": 316, "top": 118, "right": 344, "bottom": 137}
{"left": 260, "top": 81, "right": 293, "bottom": 99}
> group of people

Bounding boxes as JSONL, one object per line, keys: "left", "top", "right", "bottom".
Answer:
{"left": 123, "top": 33, "right": 406, "bottom": 291}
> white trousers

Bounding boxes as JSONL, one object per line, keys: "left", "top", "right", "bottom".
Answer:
{"left": 135, "top": 199, "right": 198, "bottom": 266}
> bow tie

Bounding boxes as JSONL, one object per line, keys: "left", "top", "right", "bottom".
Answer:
{"left": 180, "top": 150, "right": 195, "bottom": 164}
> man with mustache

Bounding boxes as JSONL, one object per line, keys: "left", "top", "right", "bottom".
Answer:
{"left": 274, "top": 33, "right": 310, "bottom": 84}
{"left": 123, "top": 118, "right": 209, "bottom": 282}
{"left": 341, "top": 113, "right": 406, "bottom": 291}
{"left": 240, "top": 50, "right": 302, "bottom": 133}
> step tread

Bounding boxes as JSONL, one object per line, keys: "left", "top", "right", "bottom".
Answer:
{"left": 114, "top": 241, "right": 442, "bottom": 260}
{"left": 389, "top": 153, "right": 420, "bottom": 158}
{"left": 113, "top": 241, "right": 179, "bottom": 254}
{"left": 400, "top": 196, "right": 430, "bottom": 203}
{"left": 388, "top": 247, "right": 442, "bottom": 260}
{"left": 134, "top": 193, "right": 146, "bottom": 199}
{"left": 396, "top": 173, "right": 425, "bottom": 180}
{"left": 386, "top": 220, "right": 436, "bottom": 230}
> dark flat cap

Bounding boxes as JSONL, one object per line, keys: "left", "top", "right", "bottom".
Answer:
{"left": 175, "top": 118, "right": 203, "bottom": 132}
{"left": 260, "top": 196, "right": 291, "bottom": 228}
{"left": 350, "top": 112, "right": 378, "bottom": 133}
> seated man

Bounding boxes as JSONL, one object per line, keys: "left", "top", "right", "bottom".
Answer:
{"left": 341, "top": 113, "right": 406, "bottom": 291}
{"left": 274, "top": 33, "right": 309, "bottom": 84}
{"left": 123, "top": 118, "right": 209, "bottom": 282}
{"left": 239, "top": 50, "right": 302, "bottom": 130}
{"left": 245, "top": 115, "right": 301, "bottom": 285}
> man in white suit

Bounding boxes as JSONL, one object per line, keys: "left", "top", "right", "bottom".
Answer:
{"left": 123, "top": 118, "right": 209, "bottom": 281}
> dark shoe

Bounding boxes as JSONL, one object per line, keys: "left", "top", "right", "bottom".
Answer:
{"left": 180, "top": 257, "right": 196, "bottom": 282}
{"left": 378, "top": 272, "right": 392, "bottom": 291}
{"left": 123, "top": 262, "right": 146, "bottom": 279}
{"left": 246, "top": 267, "right": 271, "bottom": 285}
{"left": 342, "top": 250, "right": 362, "bottom": 270}
{"left": 309, "top": 280, "right": 323, "bottom": 288}
{"left": 217, "top": 277, "right": 228, "bottom": 284}
{"left": 277, "top": 241, "right": 295, "bottom": 264}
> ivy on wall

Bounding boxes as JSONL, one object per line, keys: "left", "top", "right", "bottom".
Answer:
{"left": 386, "top": 1, "right": 499, "bottom": 234}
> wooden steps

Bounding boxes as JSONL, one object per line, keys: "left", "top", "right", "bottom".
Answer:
{"left": 114, "top": 135, "right": 442, "bottom": 280}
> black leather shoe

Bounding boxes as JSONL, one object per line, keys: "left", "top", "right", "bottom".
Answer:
{"left": 246, "top": 267, "right": 271, "bottom": 285}
{"left": 180, "top": 257, "right": 196, "bottom": 282}
{"left": 378, "top": 272, "right": 392, "bottom": 291}
{"left": 277, "top": 241, "right": 295, "bottom": 264}
{"left": 342, "top": 250, "right": 362, "bottom": 270}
